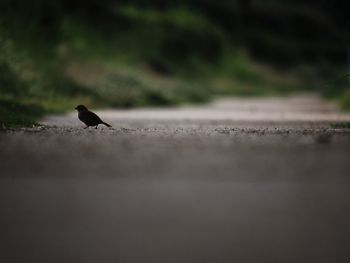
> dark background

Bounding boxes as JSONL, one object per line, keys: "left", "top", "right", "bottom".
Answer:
{"left": 1, "top": 0, "right": 350, "bottom": 126}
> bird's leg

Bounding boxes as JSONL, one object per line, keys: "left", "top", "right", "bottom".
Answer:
{"left": 95, "top": 125, "right": 98, "bottom": 129}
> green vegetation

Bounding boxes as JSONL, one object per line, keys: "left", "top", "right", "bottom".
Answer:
{"left": 330, "top": 122, "right": 350, "bottom": 129}
{"left": 1, "top": 0, "right": 349, "bottom": 127}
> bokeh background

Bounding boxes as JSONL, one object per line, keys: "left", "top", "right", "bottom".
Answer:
{"left": 1, "top": 0, "right": 350, "bottom": 126}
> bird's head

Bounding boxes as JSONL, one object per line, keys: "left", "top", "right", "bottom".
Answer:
{"left": 75, "top": 105, "right": 88, "bottom": 112}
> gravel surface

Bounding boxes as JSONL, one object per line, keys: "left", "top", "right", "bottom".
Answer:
{"left": 1, "top": 95, "right": 350, "bottom": 263}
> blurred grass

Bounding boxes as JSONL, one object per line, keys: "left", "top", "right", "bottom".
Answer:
{"left": 331, "top": 122, "right": 350, "bottom": 129}
{"left": 1, "top": 3, "right": 349, "bottom": 127}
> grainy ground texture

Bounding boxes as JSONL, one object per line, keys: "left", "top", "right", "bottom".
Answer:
{"left": 1, "top": 94, "right": 350, "bottom": 263}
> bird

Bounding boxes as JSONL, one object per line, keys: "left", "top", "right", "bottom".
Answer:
{"left": 75, "top": 105, "right": 112, "bottom": 129}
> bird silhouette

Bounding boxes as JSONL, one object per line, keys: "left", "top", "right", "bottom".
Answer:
{"left": 75, "top": 105, "right": 112, "bottom": 129}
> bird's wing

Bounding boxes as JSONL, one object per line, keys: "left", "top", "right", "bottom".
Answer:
{"left": 79, "top": 110, "right": 103, "bottom": 126}
{"left": 88, "top": 111, "right": 103, "bottom": 122}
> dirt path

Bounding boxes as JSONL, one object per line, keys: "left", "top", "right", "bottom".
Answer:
{"left": 1, "top": 95, "right": 350, "bottom": 263}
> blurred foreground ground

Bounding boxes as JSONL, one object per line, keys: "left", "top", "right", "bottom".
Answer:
{"left": 1, "top": 95, "right": 350, "bottom": 263}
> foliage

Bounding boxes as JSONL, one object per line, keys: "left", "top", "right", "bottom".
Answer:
{"left": 330, "top": 122, "right": 350, "bottom": 129}
{"left": 1, "top": 0, "right": 350, "bottom": 127}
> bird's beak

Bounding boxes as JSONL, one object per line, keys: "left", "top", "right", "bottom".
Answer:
{"left": 75, "top": 107, "right": 78, "bottom": 110}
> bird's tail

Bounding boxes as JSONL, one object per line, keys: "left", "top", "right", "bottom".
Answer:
{"left": 102, "top": 122, "right": 112, "bottom": 127}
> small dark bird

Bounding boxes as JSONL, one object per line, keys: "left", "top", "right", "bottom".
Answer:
{"left": 75, "top": 105, "right": 112, "bottom": 129}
